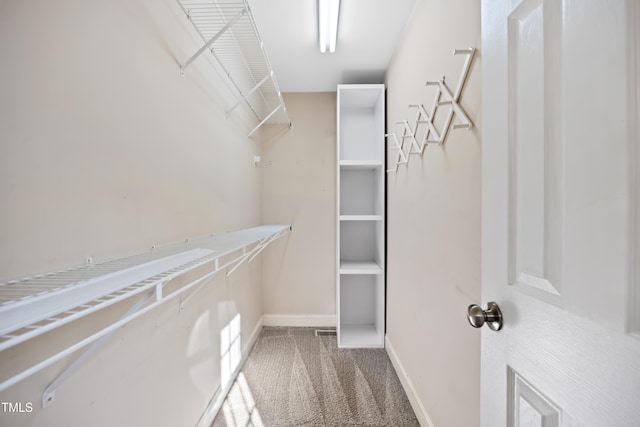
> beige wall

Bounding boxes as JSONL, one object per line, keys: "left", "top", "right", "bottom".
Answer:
{"left": 0, "top": 0, "right": 263, "bottom": 280}
{"left": 260, "top": 93, "right": 337, "bottom": 320}
{"left": 0, "top": 0, "right": 483, "bottom": 424}
{"left": 384, "top": 0, "right": 482, "bottom": 426}
{"left": 0, "top": 1, "right": 265, "bottom": 426}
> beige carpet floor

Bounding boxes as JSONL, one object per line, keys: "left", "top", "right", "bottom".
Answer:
{"left": 212, "top": 327, "right": 419, "bottom": 427}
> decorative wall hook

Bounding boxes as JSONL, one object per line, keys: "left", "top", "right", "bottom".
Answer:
{"left": 387, "top": 47, "right": 476, "bottom": 173}
{"left": 385, "top": 133, "right": 407, "bottom": 173}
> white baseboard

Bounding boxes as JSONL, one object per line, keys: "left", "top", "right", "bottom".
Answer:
{"left": 385, "top": 335, "right": 436, "bottom": 427}
{"left": 262, "top": 314, "right": 336, "bottom": 327}
{"left": 195, "top": 315, "right": 264, "bottom": 427}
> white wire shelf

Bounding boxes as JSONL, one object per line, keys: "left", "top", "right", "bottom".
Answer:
{"left": 177, "top": 0, "right": 291, "bottom": 137}
{"left": 0, "top": 224, "right": 291, "bottom": 400}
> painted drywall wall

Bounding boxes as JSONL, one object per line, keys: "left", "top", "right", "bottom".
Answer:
{"left": 0, "top": 1, "right": 267, "bottom": 426}
{"left": 384, "top": 0, "right": 482, "bottom": 426}
{"left": 260, "top": 92, "right": 337, "bottom": 323}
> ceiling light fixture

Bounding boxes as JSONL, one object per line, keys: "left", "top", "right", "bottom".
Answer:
{"left": 318, "top": 0, "right": 340, "bottom": 53}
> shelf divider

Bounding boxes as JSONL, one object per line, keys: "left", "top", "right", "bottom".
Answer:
{"left": 339, "top": 215, "right": 383, "bottom": 221}
{"left": 339, "top": 261, "right": 383, "bottom": 275}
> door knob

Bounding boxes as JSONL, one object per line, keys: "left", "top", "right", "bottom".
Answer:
{"left": 467, "top": 302, "right": 503, "bottom": 331}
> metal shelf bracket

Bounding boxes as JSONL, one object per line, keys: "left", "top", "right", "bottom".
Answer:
{"left": 42, "top": 289, "right": 157, "bottom": 408}
{"left": 180, "top": 7, "right": 247, "bottom": 75}
{"left": 176, "top": 0, "right": 291, "bottom": 136}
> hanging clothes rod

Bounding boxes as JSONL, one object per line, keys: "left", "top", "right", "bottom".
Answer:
{"left": 0, "top": 224, "right": 291, "bottom": 406}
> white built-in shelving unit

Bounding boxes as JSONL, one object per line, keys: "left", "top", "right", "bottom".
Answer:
{"left": 336, "top": 84, "right": 385, "bottom": 348}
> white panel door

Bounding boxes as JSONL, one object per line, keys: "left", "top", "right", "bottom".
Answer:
{"left": 481, "top": 1, "right": 640, "bottom": 426}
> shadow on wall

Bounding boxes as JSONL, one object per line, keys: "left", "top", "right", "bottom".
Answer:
{"left": 220, "top": 313, "right": 241, "bottom": 389}
{"left": 258, "top": 123, "right": 293, "bottom": 145}
{"left": 187, "top": 309, "right": 218, "bottom": 396}
{"left": 341, "top": 69, "right": 386, "bottom": 85}
{"left": 187, "top": 300, "right": 241, "bottom": 401}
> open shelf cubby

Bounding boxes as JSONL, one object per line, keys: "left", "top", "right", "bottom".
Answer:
{"left": 339, "top": 275, "right": 385, "bottom": 348}
{"left": 340, "top": 166, "right": 383, "bottom": 216}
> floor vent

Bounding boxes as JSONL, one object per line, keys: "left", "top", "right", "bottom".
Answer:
{"left": 315, "top": 329, "right": 337, "bottom": 336}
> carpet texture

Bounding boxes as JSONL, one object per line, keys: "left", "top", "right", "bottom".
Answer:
{"left": 212, "top": 327, "right": 419, "bottom": 426}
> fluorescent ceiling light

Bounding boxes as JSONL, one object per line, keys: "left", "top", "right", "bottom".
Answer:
{"left": 319, "top": 0, "right": 340, "bottom": 53}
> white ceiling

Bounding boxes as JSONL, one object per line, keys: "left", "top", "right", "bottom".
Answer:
{"left": 249, "top": 0, "right": 417, "bottom": 92}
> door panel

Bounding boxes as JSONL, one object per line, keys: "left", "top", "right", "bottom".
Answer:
{"left": 511, "top": 0, "right": 548, "bottom": 288}
{"left": 508, "top": 0, "right": 564, "bottom": 304}
{"left": 508, "top": 368, "right": 561, "bottom": 427}
{"left": 481, "top": 0, "right": 640, "bottom": 425}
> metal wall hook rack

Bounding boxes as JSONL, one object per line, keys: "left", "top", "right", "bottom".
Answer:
{"left": 385, "top": 132, "right": 408, "bottom": 173}
{"left": 177, "top": 0, "right": 291, "bottom": 137}
{"left": 387, "top": 47, "right": 475, "bottom": 173}
{"left": 0, "top": 225, "right": 291, "bottom": 406}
